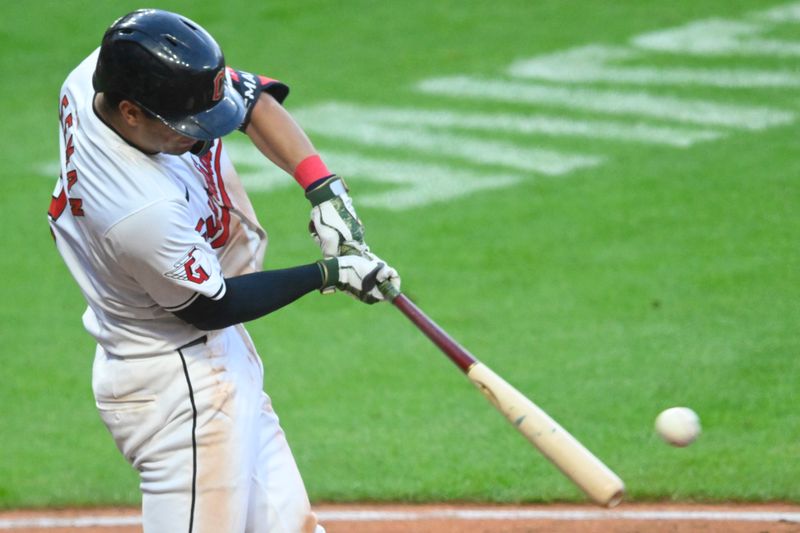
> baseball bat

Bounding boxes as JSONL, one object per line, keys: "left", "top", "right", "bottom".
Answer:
{"left": 379, "top": 282, "right": 625, "bottom": 508}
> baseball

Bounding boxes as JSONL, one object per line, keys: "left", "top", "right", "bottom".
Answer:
{"left": 655, "top": 407, "right": 701, "bottom": 447}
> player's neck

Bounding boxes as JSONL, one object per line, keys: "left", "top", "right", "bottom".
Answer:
{"left": 93, "top": 93, "right": 158, "bottom": 155}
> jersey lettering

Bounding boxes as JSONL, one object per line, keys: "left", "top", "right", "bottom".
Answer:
{"left": 192, "top": 142, "right": 232, "bottom": 249}
{"left": 59, "top": 94, "right": 69, "bottom": 121}
{"left": 64, "top": 134, "right": 75, "bottom": 165}
{"left": 69, "top": 198, "right": 85, "bottom": 217}
{"left": 53, "top": 92, "right": 83, "bottom": 219}
{"left": 62, "top": 113, "right": 73, "bottom": 133}
{"left": 66, "top": 170, "right": 78, "bottom": 191}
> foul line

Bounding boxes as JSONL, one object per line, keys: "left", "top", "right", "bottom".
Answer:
{"left": 2, "top": 508, "right": 800, "bottom": 529}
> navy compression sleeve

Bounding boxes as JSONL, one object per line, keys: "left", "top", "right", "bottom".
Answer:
{"left": 173, "top": 263, "right": 323, "bottom": 331}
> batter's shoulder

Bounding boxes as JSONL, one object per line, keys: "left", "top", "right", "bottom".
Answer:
{"left": 67, "top": 149, "right": 188, "bottom": 238}
{"left": 105, "top": 198, "right": 194, "bottom": 254}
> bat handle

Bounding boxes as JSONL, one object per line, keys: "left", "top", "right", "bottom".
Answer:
{"left": 378, "top": 281, "right": 477, "bottom": 373}
{"left": 378, "top": 279, "right": 402, "bottom": 301}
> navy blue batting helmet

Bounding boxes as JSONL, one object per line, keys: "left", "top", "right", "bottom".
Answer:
{"left": 93, "top": 9, "right": 245, "bottom": 140}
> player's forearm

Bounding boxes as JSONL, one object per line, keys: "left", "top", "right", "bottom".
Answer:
{"left": 245, "top": 92, "right": 317, "bottom": 175}
{"left": 173, "top": 264, "right": 324, "bottom": 330}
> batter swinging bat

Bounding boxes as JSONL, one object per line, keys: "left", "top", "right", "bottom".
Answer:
{"left": 379, "top": 282, "right": 625, "bottom": 508}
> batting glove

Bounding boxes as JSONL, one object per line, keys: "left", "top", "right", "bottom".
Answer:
{"left": 317, "top": 256, "right": 401, "bottom": 304}
{"left": 306, "top": 175, "right": 369, "bottom": 258}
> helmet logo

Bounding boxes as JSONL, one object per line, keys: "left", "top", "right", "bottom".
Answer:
{"left": 212, "top": 69, "right": 225, "bottom": 102}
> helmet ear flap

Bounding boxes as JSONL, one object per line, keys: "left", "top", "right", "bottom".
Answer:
{"left": 190, "top": 140, "right": 212, "bottom": 157}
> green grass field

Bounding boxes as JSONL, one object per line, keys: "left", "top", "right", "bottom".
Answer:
{"left": 2, "top": 0, "right": 799, "bottom": 509}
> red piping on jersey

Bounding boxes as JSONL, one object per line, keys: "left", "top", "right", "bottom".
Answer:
{"left": 210, "top": 140, "right": 231, "bottom": 248}
{"left": 213, "top": 141, "right": 232, "bottom": 208}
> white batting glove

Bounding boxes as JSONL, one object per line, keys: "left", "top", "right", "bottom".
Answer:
{"left": 306, "top": 176, "right": 369, "bottom": 258}
{"left": 317, "top": 256, "right": 401, "bottom": 304}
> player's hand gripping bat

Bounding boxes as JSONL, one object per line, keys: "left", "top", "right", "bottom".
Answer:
{"left": 379, "top": 282, "right": 625, "bottom": 508}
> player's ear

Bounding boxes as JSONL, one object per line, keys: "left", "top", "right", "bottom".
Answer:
{"left": 118, "top": 100, "right": 147, "bottom": 127}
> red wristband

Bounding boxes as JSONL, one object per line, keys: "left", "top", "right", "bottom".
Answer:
{"left": 293, "top": 155, "right": 331, "bottom": 189}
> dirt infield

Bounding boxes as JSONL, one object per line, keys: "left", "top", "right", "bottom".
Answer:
{"left": 2, "top": 503, "right": 800, "bottom": 532}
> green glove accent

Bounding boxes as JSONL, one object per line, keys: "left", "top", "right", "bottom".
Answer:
{"left": 307, "top": 175, "right": 366, "bottom": 256}
{"left": 305, "top": 175, "right": 349, "bottom": 206}
{"left": 316, "top": 257, "right": 339, "bottom": 293}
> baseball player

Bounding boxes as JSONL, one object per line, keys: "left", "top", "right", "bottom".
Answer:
{"left": 48, "top": 9, "right": 399, "bottom": 533}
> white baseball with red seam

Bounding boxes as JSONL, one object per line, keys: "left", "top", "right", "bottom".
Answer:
{"left": 655, "top": 407, "right": 701, "bottom": 447}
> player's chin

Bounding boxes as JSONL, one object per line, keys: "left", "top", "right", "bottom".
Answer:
{"left": 163, "top": 139, "right": 198, "bottom": 155}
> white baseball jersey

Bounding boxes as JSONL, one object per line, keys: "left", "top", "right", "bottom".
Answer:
{"left": 49, "top": 48, "right": 266, "bottom": 357}
{"left": 54, "top": 40, "right": 324, "bottom": 533}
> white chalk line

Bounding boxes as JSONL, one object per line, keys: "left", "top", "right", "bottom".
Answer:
{"left": 2, "top": 508, "right": 800, "bottom": 529}
{"left": 295, "top": 102, "right": 721, "bottom": 147}
{"left": 508, "top": 44, "right": 800, "bottom": 88}
{"left": 417, "top": 76, "right": 795, "bottom": 130}
{"left": 0, "top": 515, "right": 142, "bottom": 529}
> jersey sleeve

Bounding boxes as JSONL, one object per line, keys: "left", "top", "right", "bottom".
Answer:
{"left": 105, "top": 200, "right": 226, "bottom": 312}
{"left": 227, "top": 67, "right": 290, "bottom": 132}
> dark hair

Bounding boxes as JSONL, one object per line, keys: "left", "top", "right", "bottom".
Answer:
{"left": 101, "top": 91, "right": 125, "bottom": 110}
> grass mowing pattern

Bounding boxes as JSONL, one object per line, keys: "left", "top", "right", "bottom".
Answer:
{"left": 0, "top": 0, "right": 798, "bottom": 507}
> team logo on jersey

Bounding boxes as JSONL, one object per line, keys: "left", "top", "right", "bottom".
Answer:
{"left": 164, "top": 246, "right": 211, "bottom": 284}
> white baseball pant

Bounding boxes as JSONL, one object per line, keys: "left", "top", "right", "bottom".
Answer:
{"left": 92, "top": 325, "right": 324, "bottom": 533}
